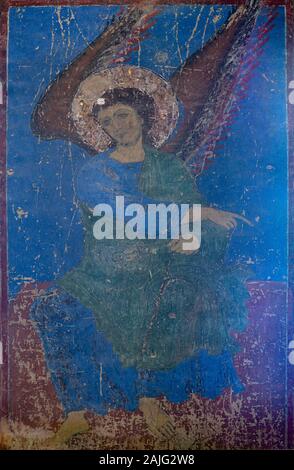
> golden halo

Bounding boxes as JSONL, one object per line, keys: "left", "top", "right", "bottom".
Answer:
{"left": 71, "top": 66, "right": 179, "bottom": 152}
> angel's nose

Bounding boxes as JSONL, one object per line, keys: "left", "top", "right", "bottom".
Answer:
{"left": 114, "top": 116, "right": 129, "bottom": 128}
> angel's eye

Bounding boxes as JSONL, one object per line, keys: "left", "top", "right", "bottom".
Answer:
{"left": 101, "top": 118, "right": 111, "bottom": 127}
{"left": 116, "top": 112, "right": 129, "bottom": 120}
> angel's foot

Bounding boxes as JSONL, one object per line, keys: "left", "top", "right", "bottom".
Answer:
{"left": 45, "top": 411, "right": 89, "bottom": 448}
{"left": 139, "top": 397, "right": 195, "bottom": 448}
{"left": 139, "top": 397, "right": 176, "bottom": 440}
{"left": 0, "top": 419, "right": 13, "bottom": 449}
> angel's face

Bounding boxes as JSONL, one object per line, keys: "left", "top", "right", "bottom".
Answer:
{"left": 97, "top": 103, "right": 143, "bottom": 146}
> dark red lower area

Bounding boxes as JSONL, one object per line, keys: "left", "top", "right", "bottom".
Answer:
{"left": 7, "top": 280, "right": 292, "bottom": 449}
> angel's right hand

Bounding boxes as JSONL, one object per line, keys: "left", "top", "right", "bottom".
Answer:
{"left": 201, "top": 207, "right": 253, "bottom": 230}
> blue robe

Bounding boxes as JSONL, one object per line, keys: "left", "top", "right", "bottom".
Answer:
{"left": 30, "top": 146, "right": 249, "bottom": 415}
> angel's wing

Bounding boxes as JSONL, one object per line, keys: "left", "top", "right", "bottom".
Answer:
{"left": 31, "top": 5, "right": 160, "bottom": 153}
{"left": 162, "top": 1, "right": 277, "bottom": 176}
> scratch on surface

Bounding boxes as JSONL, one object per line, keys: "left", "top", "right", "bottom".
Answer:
{"left": 49, "top": 10, "right": 56, "bottom": 82}
{"left": 69, "top": 7, "right": 91, "bottom": 47}
{"left": 55, "top": 7, "right": 66, "bottom": 44}
{"left": 173, "top": 9, "right": 183, "bottom": 65}
{"left": 185, "top": 5, "right": 204, "bottom": 60}
{"left": 99, "top": 363, "right": 103, "bottom": 397}
{"left": 201, "top": 6, "right": 214, "bottom": 50}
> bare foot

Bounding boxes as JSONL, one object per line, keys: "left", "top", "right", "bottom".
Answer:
{"left": 139, "top": 397, "right": 176, "bottom": 440}
{"left": 139, "top": 397, "right": 195, "bottom": 449}
{"left": 0, "top": 419, "right": 13, "bottom": 449}
{"left": 46, "top": 411, "right": 89, "bottom": 448}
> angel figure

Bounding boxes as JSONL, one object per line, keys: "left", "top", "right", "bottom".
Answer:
{"left": 29, "top": 2, "right": 262, "bottom": 447}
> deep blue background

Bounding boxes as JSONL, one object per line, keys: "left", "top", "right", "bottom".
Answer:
{"left": 7, "top": 5, "right": 287, "bottom": 297}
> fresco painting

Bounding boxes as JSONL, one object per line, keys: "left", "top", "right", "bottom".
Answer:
{"left": 0, "top": 0, "right": 293, "bottom": 450}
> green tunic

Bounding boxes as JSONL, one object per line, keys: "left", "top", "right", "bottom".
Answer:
{"left": 58, "top": 145, "right": 251, "bottom": 370}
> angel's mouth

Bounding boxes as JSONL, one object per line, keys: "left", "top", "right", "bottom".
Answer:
{"left": 113, "top": 129, "right": 141, "bottom": 144}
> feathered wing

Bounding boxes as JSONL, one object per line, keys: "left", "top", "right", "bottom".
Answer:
{"left": 162, "top": 0, "right": 277, "bottom": 176}
{"left": 31, "top": 5, "right": 160, "bottom": 153}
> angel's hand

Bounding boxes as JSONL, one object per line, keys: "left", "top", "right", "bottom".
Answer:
{"left": 201, "top": 207, "right": 253, "bottom": 230}
{"left": 169, "top": 236, "right": 199, "bottom": 255}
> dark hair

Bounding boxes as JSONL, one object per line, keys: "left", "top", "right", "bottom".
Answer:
{"left": 92, "top": 87, "right": 156, "bottom": 143}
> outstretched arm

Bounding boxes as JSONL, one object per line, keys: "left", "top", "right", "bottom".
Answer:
{"left": 169, "top": 207, "right": 253, "bottom": 255}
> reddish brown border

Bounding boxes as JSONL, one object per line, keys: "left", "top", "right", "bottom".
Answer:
{"left": 0, "top": 0, "right": 290, "bottom": 7}
{"left": 0, "top": 0, "right": 292, "bottom": 446}
{"left": 0, "top": 1, "right": 8, "bottom": 425}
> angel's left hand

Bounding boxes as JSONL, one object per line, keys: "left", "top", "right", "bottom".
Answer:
{"left": 169, "top": 236, "right": 199, "bottom": 255}
{"left": 201, "top": 207, "right": 253, "bottom": 230}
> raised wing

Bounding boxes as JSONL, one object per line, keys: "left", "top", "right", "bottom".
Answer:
{"left": 162, "top": 1, "right": 277, "bottom": 176}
